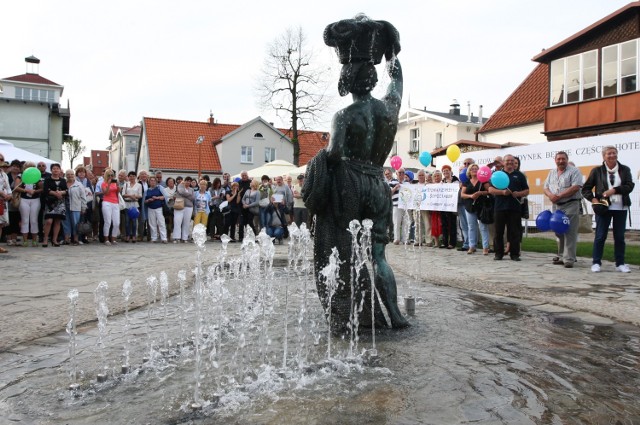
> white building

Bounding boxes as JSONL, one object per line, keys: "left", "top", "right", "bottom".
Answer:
{"left": 388, "top": 101, "right": 487, "bottom": 170}
{"left": 109, "top": 125, "right": 141, "bottom": 172}
{"left": 0, "top": 56, "right": 70, "bottom": 162}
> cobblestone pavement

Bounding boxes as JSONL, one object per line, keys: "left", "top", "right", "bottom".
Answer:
{"left": 0, "top": 238, "right": 638, "bottom": 351}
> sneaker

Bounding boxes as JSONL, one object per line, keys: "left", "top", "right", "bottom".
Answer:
{"left": 564, "top": 262, "right": 574, "bottom": 268}
{"left": 616, "top": 264, "right": 631, "bottom": 273}
{"left": 591, "top": 264, "right": 601, "bottom": 273}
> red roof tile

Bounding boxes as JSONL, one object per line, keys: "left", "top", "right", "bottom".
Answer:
{"left": 280, "top": 130, "right": 330, "bottom": 165}
{"left": 3, "top": 73, "right": 61, "bottom": 86}
{"left": 144, "top": 117, "right": 239, "bottom": 173}
{"left": 478, "top": 64, "right": 548, "bottom": 134}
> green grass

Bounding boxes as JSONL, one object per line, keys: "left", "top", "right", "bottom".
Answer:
{"left": 521, "top": 236, "right": 640, "bottom": 266}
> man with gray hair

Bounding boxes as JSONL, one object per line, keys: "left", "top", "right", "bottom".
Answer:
{"left": 544, "top": 151, "right": 583, "bottom": 268}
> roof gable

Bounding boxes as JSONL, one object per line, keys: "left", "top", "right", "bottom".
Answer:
{"left": 478, "top": 64, "right": 548, "bottom": 134}
{"left": 2, "top": 73, "right": 62, "bottom": 87}
{"left": 533, "top": 2, "right": 640, "bottom": 63}
{"left": 279, "top": 129, "right": 330, "bottom": 164}
{"left": 143, "top": 117, "right": 238, "bottom": 172}
{"left": 219, "top": 116, "right": 287, "bottom": 142}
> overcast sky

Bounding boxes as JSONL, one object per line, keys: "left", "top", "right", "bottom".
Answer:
{"left": 1, "top": 0, "right": 631, "bottom": 158}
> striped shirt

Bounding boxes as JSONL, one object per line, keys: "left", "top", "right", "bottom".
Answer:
{"left": 388, "top": 178, "right": 400, "bottom": 206}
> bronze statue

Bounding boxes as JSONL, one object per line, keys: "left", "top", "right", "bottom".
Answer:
{"left": 303, "top": 15, "right": 409, "bottom": 334}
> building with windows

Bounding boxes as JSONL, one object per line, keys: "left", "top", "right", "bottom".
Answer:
{"left": 389, "top": 101, "right": 488, "bottom": 170}
{"left": 0, "top": 56, "right": 70, "bottom": 162}
{"left": 480, "top": 1, "right": 640, "bottom": 144}
{"left": 83, "top": 149, "right": 109, "bottom": 176}
{"left": 108, "top": 124, "right": 141, "bottom": 172}
{"left": 136, "top": 114, "right": 328, "bottom": 179}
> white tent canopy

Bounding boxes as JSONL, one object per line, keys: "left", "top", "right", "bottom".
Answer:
{"left": 288, "top": 164, "right": 307, "bottom": 177}
{"left": 0, "top": 139, "right": 56, "bottom": 170}
{"left": 233, "top": 159, "right": 297, "bottom": 180}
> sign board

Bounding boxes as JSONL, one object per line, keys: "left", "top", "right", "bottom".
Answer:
{"left": 433, "top": 132, "right": 640, "bottom": 229}
{"left": 397, "top": 183, "right": 459, "bottom": 212}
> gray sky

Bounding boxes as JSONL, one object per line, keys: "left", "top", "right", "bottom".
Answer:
{"left": 2, "top": 0, "right": 631, "bottom": 157}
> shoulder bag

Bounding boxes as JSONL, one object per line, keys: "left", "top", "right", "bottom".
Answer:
{"left": 118, "top": 192, "right": 126, "bottom": 210}
{"left": 173, "top": 197, "right": 185, "bottom": 210}
{"left": 11, "top": 191, "right": 21, "bottom": 209}
{"left": 578, "top": 199, "right": 593, "bottom": 233}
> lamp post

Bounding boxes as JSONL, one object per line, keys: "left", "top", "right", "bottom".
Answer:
{"left": 196, "top": 136, "right": 204, "bottom": 180}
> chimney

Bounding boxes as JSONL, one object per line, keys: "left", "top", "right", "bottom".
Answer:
{"left": 478, "top": 105, "right": 483, "bottom": 124}
{"left": 208, "top": 111, "right": 215, "bottom": 125}
{"left": 466, "top": 101, "right": 472, "bottom": 123}
{"left": 449, "top": 99, "right": 460, "bottom": 115}
{"left": 25, "top": 55, "right": 40, "bottom": 74}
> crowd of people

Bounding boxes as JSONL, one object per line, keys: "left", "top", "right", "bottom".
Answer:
{"left": 0, "top": 145, "right": 634, "bottom": 273}
{"left": 385, "top": 147, "right": 634, "bottom": 272}
{"left": 0, "top": 160, "right": 307, "bottom": 251}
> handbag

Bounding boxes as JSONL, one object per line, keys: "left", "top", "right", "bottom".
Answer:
{"left": 578, "top": 199, "right": 593, "bottom": 233}
{"left": 10, "top": 191, "right": 21, "bottom": 209}
{"left": 520, "top": 197, "right": 529, "bottom": 219}
{"left": 78, "top": 219, "right": 93, "bottom": 236}
{"left": 118, "top": 193, "right": 126, "bottom": 210}
{"left": 173, "top": 197, "right": 185, "bottom": 210}
{"left": 477, "top": 195, "right": 494, "bottom": 225}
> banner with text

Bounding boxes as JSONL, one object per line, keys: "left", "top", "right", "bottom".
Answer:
{"left": 397, "top": 183, "right": 459, "bottom": 212}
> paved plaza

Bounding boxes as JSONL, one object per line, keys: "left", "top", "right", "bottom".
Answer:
{"left": 0, "top": 238, "right": 638, "bottom": 352}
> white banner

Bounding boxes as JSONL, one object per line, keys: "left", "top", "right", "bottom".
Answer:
{"left": 397, "top": 183, "right": 459, "bottom": 212}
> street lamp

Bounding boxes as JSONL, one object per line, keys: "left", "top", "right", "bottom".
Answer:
{"left": 196, "top": 135, "right": 204, "bottom": 180}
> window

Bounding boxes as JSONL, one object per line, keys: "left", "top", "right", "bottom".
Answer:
{"left": 409, "top": 128, "right": 420, "bottom": 152}
{"left": 264, "top": 147, "right": 276, "bottom": 162}
{"left": 241, "top": 146, "right": 253, "bottom": 163}
{"left": 435, "top": 132, "right": 443, "bottom": 149}
{"left": 14, "top": 87, "right": 54, "bottom": 102}
{"left": 253, "top": 132, "right": 264, "bottom": 138}
{"left": 550, "top": 49, "right": 598, "bottom": 105}
{"left": 391, "top": 140, "right": 398, "bottom": 156}
{"left": 602, "top": 40, "right": 638, "bottom": 97}
{"left": 96, "top": 153, "right": 100, "bottom": 157}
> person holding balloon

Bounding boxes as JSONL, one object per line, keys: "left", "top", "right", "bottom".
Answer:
{"left": 487, "top": 154, "right": 529, "bottom": 261}
{"left": 582, "top": 145, "right": 635, "bottom": 273}
{"left": 460, "top": 163, "right": 491, "bottom": 255}
{"left": 543, "top": 151, "right": 583, "bottom": 268}
{"left": 14, "top": 162, "right": 43, "bottom": 247}
{"left": 145, "top": 176, "right": 168, "bottom": 243}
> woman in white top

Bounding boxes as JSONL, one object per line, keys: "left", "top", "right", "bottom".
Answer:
{"left": 122, "top": 171, "right": 142, "bottom": 243}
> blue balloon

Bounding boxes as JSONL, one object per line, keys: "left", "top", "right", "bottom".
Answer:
{"left": 419, "top": 151, "right": 432, "bottom": 167}
{"left": 458, "top": 168, "right": 469, "bottom": 184}
{"left": 549, "top": 210, "right": 570, "bottom": 234}
{"left": 405, "top": 170, "right": 414, "bottom": 181}
{"left": 491, "top": 170, "right": 509, "bottom": 190}
{"left": 536, "top": 210, "right": 552, "bottom": 232}
{"left": 127, "top": 207, "right": 140, "bottom": 219}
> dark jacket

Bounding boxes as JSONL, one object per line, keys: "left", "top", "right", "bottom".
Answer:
{"left": 582, "top": 161, "right": 635, "bottom": 207}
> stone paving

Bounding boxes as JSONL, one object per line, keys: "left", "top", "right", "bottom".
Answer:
{"left": 0, "top": 238, "right": 638, "bottom": 352}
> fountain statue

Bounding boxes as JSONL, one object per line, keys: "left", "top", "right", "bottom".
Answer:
{"left": 303, "top": 15, "right": 409, "bottom": 333}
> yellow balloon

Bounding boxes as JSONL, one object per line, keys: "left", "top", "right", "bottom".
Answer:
{"left": 446, "top": 145, "right": 461, "bottom": 162}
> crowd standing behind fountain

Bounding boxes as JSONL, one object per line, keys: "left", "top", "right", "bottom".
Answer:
{"left": 0, "top": 147, "right": 635, "bottom": 273}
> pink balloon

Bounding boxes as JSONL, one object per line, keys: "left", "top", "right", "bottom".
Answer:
{"left": 477, "top": 166, "right": 492, "bottom": 183}
{"left": 390, "top": 155, "right": 403, "bottom": 170}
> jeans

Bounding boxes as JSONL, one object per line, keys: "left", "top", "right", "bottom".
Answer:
{"left": 267, "top": 225, "right": 284, "bottom": 241}
{"left": 125, "top": 213, "right": 138, "bottom": 237}
{"left": 458, "top": 203, "right": 469, "bottom": 248}
{"left": 260, "top": 207, "right": 272, "bottom": 230}
{"left": 465, "top": 210, "right": 489, "bottom": 249}
{"left": 593, "top": 209, "right": 627, "bottom": 266}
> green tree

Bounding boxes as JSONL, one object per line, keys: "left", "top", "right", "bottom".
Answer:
{"left": 63, "top": 137, "right": 85, "bottom": 169}
{"left": 257, "top": 26, "right": 330, "bottom": 166}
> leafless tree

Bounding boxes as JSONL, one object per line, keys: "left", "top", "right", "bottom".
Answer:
{"left": 257, "top": 26, "right": 331, "bottom": 165}
{"left": 63, "top": 137, "right": 85, "bottom": 169}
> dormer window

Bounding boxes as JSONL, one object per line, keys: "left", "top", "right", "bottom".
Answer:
{"left": 253, "top": 132, "right": 264, "bottom": 139}
{"left": 550, "top": 50, "right": 597, "bottom": 105}
{"left": 603, "top": 39, "right": 637, "bottom": 96}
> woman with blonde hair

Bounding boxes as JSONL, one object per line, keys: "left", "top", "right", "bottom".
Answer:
{"left": 101, "top": 168, "right": 120, "bottom": 246}
{"left": 13, "top": 161, "right": 42, "bottom": 246}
